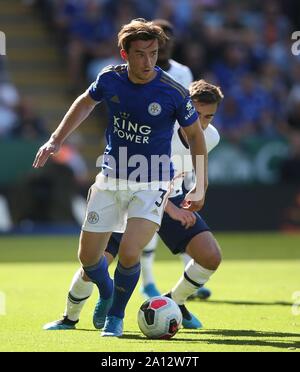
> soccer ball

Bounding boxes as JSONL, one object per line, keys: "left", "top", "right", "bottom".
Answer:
{"left": 137, "top": 296, "right": 182, "bottom": 339}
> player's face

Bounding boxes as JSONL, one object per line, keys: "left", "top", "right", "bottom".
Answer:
{"left": 193, "top": 101, "right": 218, "bottom": 130}
{"left": 122, "top": 39, "right": 159, "bottom": 84}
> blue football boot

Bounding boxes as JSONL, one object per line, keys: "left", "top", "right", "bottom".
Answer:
{"left": 179, "top": 304, "right": 203, "bottom": 329}
{"left": 93, "top": 296, "right": 113, "bottom": 329}
{"left": 188, "top": 287, "right": 212, "bottom": 301}
{"left": 101, "top": 315, "right": 123, "bottom": 337}
{"left": 164, "top": 292, "right": 203, "bottom": 329}
{"left": 43, "top": 316, "right": 78, "bottom": 330}
{"left": 140, "top": 283, "right": 161, "bottom": 299}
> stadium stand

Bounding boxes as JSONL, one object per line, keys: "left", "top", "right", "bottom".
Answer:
{"left": 1, "top": 0, "right": 300, "bottom": 231}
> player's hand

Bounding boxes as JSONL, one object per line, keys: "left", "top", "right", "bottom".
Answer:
{"left": 181, "top": 187, "right": 206, "bottom": 212}
{"left": 165, "top": 202, "right": 196, "bottom": 229}
{"left": 32, "top": 140, "right": 60, "bottom": 168}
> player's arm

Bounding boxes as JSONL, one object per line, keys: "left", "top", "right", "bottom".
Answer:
{"left": 33, "top": 91, "right": 98, "bottom": 168}
{"left": 181, "top": 119, "right": 208, "bottom": 211}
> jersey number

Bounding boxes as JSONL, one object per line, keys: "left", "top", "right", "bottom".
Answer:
{"left": 155, "top": 189, "right": 168, "bottom": 207}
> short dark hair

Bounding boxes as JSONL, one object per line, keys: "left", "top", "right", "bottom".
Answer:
{"left": 152, "top": 19, "right": 174, "bottom": 36}
{"left": 189, "top": 79, "right": 224, "bottom": 105}
{"left": 118, "top": 19, "right": 168, "bottom": 52}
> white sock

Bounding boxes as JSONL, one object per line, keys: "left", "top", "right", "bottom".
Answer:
{"left": 180, "top": 252, "right": 192, "bottom": 268}
{"left": 141, "top": 234, "right": 159, "bottom": 287}
{"left": 0, "top": 195, "right": 12, "bottom": 232}
{"left": 171, "top": 260, "right": 215, "bottom": 305}
{"left": 64, "top": 269, "right": 94, "bottom": 322}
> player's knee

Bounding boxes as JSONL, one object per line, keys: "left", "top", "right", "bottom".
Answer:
{"left": 119, "top": 245, "right": 140, "bottom": 268}
{"left": 119, "top": 253, "right": 140, "bottom": 268}
{"left": 78, "top": 250, "right": 88, "bottom": 266}
{"left": 207, "top": 243, "right": 222, "bottom": 270}
{"left": 78, "top": 249, "right": 97, "bottom": 267}
{"left": 203, "top": 239, "right": 222, "bottom": 270}
{"left": 191, "top": 239, "right": 222, "bottom": 271}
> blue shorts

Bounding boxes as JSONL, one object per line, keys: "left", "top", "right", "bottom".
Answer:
{"left": 105, "top": 194, "right": 210, "bottom": 257}
{"left": 106, "top": 232, "right": 122, "bottom": 258}
{"left": 157, "top": 194, "right": 210, "bottom": 254}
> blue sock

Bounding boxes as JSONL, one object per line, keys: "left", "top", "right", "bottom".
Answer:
{"left": 108, "top": 261, "right": 141, "bottom": 319}
{"left": 83, "top": 256, "right": 113, "bottom": 300}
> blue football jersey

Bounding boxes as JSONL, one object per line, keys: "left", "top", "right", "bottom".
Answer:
{"left": 88, "top": 64, "right": 198, "bottom": 181}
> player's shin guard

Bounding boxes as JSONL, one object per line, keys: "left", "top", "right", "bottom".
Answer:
{"left": 108, "top": 261, "right": 141, "bottom": 319}
{"left": 83, "top": 256, "right": 113, "bottom": 300}
{"left": 171, "top": 260, "right": 215, "bottom": 305}
{"left": 64, "top": 269, "right": 94, "bottom": 322}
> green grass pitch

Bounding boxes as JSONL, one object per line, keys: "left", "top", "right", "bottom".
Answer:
{"left": 0, "top": 233, "right": 299, "bottom": 352}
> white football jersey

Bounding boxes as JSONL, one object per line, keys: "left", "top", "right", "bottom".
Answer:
{"left": 165, "top": 59, "right": 221, "bottom": 195}
{"left": 165, "top": 59, "right": 194, "bottom": 165}
{"left": 171, "top": 124, "right": 220, "bottom": 195}
{"left": 167, "top": 59, "right": 194, "bottom": 89}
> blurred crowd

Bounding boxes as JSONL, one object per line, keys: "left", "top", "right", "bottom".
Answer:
{"left": 1, "top": 0, "right": 300, "bottom": 183}
{"left": 0, "top": 0, "right": 299, "bottom": 230}
{"left": 0, "top": 56, "right": 48, "bottom": 141}
{"left": 27, "top": 0, "right": 299, "bottom": 141}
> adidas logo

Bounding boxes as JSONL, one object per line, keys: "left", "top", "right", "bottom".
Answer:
{"left": 110, "top": 95, "right": 120, "bottom": 103}
{"left": 151, "top": 208, "right": 160, "bottom": 217}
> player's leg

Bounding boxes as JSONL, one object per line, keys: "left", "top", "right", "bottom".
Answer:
{"left": 171, "top": 231, "right": 221, "bottom": 306}
{"left": 63, "top": 268, "right": 93, "bottom": 323}
{"left": 78, "top": 230, "right": 115, "bottom": 330}
{"left": 140, "top": 233, "right": 161, "bottom": 299}
{"left": 45, "top": 232, "right": 121, "bottom": 331}
{"left": 93, "top": 232, "right": 121, "bottom": 329}
{"left": 43, "top": 267, "right": 94, "bottom": 330}
{"left": 179, "top": 252, "right": 212, "bottom": 300}
{"left": 102, "top": 184, "right": 170, "bottom": 337}
{"left": 180, "top": 252, "right": 192, "bottom": 267}
{"left": 79, "top": 231, "right": 114, "bottom": 300}
{"left": 158, "top": 205, "right": 205, "bottom": 329}
{"left": 78, "top": 183, "right": 132, "bottom": 329}
{"left": 158, "top": 195, "right": 220, "bottom": 329}
{"left": 43, "top": 231, "right": 112, "bottom": 330}
{"left": 62, "top": 250, "right": 119, "bottom": 329}
{"left": 102, "top": 218, "right": 159, "bottom": 337}
{"left": 44, "top": 185, "right": 119, "bottom": 330}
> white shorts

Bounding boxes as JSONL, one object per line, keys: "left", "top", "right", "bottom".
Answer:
{"left": 82, "top": 174, "right": 170, "bottom": 233}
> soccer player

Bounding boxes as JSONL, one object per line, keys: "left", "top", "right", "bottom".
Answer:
{"left": 52, "top": 79, "right": 223, "bottom": 332}
{"left": 34, "top": 19, "right": 208, "bottom": 337}
{"left": 104, "top": 79, "right": 223, "bottom": 329}
{"left": 140, "top": 19, "right": 211, "bottom": 301}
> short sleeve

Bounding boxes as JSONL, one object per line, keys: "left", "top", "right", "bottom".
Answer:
{"left": 176, "top": 95, "right": 199, "bottom": 127}
{"left": 88, "top": 73, "right": 104, "bottom": 102}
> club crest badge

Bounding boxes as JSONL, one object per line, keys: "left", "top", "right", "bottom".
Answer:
{"left": 87, "top": 211, "right": 99, "bottom": 224}
{"left": 148, "top": 102, "right": 162, "bottom": 116}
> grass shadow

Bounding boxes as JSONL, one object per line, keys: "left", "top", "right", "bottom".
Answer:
{"left": 71, "top": 328, "right": 300, "bottom": 350}
{"left": 180, "top": 328, "right": 300, "bottom": 350}
{"left": 189, "top": 299, "right": 294, "bottom": 307}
